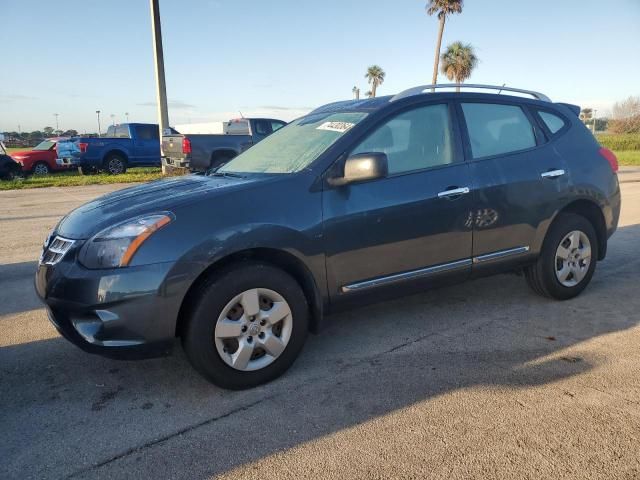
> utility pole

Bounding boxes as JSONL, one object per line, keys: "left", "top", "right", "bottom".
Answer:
{"left": 53, "top": 113, "right": 59, "bottom": 131}
{"left": 150, "top": 0, "right": 170, "bottom": 174}
{"left": 96, "top": 110, "right": 102, "bottom": 137}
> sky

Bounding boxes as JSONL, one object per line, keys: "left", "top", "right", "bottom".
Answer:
{"left": 1, "top": 0, "right": 639, "bottom": 133}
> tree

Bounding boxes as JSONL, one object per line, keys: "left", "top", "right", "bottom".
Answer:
{"left": 439, "top": 42, "right": 478, "bottom": 91}
{"left": 62, "top": 129, "right": 78, "bottom": 137}
{"left": 43, "top": 126, "right": 54, "bottom": 136}
{"left": 365, "top": 65, "right": 386, "bottom": 98}
{"left": 426, "top": 0, "right": 463, "bottom": 88}
{"left": 609, "top": 96, "right": 640, "bottom": 134}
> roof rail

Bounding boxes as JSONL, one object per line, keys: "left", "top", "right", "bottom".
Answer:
{"left": 390, "top": 84, "right": 551, "bottom": 103}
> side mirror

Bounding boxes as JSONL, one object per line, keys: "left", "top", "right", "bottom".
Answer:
{"left": 329, "top": 152, "right": 388, "bottom": 186}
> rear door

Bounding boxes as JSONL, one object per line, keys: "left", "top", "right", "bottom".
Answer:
{"left": 457, "top": 100, "right": 569, "bottom": 271}
{"left": 133, "top": 125, "right": 160, "bottom": 165}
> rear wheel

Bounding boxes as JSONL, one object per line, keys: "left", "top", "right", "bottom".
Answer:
{"left": 32, "top": 162, "right": 50, "bottom": 176}
{"left": 182, "top": 263, "right": 309, "bottom": 389}
{"left": 103, "top": 154, "right": 127, "bottom": 175}
{"left": 210, "top": 152, "right": 236, "bottom": 171}
{"left": 525, "top": 213, "right": 598, "bottom": 300}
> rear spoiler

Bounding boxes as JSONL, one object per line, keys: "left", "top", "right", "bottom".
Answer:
{"left": 556, "top": 103, "right": 580, "bottom": 116}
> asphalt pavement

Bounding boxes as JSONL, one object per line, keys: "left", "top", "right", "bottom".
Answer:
{"left": 1, "top": 180, "right": 639, "bottom": 480}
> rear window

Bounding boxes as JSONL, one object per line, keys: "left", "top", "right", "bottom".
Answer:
{"left": 115, "top": 125, "right": 130, "bottom": 138}
{"left": 462, "top": 103, "right": 536, "bottom": 158}
{"left": 538, "top": 111, "right": 566, "bottom": 134}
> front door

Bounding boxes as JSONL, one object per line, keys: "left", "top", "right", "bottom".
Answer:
{"left": 322, "top": 102, "right": 474, "bottom": 299}
{"left": 133, "top": 124, "right": 160, "bottom": 164}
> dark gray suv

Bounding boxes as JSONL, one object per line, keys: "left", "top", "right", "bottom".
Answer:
{"left": 35, "top": 84, "right": 621, "bottom": 389}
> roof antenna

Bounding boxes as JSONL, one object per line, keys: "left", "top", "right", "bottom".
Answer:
{"left": 497, "top": 83, "right": 506, "bottom": 95}
{"left": 238, "top": 111, "right": 245, "bottom": 118}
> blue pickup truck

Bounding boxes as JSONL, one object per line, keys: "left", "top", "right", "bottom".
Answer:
{"left": 70, "top": 123, "right": 173, "bottom": 174}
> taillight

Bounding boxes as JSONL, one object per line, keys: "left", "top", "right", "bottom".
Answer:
{"left": 78, "top": 142, "right": 88, "bottom": 153}
{"left": 182, "top": 137, "right": 192, "bottom": 155}
{"left": 599, "top": 147, "right": 618, "bottom": 172}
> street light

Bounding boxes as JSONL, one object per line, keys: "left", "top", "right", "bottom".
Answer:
{"left": 593, "top": 109, "right": 598, "bottom": 134}
{"left": 96, "top": 110, "right": 102, "bottom": 137}
{"left": 150, "top": 0, "right": 170, "bottom": 173}
{"left": 110, "top": 114, "right": 115, "bottom": 126}
{"left": 53, "top": 113, "right": 59, "bottom": 132}
{"left": 125, "top": 112, "right": 130, "bottom": 123}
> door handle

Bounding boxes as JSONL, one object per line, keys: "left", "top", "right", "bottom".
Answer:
{"left": 540, "top": 169, "right": 565, "bottom": 179}
{"left": 437, "top": 187, "right": 470, "bottom": 198}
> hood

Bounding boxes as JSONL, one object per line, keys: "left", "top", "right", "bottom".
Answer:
{"left": 56, "top": 174, "right": 262, "bottom": 239}
{"left": 10, "top": 150, "right": 49, "bottom": 160}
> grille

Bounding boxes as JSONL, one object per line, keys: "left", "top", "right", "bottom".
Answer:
{"left": 40, "top": 236, "right": 75, "bottom": 266}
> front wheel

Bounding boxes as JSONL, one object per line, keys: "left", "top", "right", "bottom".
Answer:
{"left": 525, "top": 213, "right": 598, "bottom": 300}
{"left": 32, "top": 162, "right": 50, "bottom": 176}
{"left": 182, "top": 263, "right": 309, "bottom": 389}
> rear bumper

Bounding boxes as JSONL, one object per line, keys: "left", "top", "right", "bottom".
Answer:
{"left": 163, "top": 156, "right": 190, "bottom": 169}
{"left": 35, "top": 257, "right": 181, "bottom": 359}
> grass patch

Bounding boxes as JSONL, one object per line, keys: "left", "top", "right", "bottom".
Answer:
{"left": 614, "top": 150, "right": 640, "bottom": 166}
{"left": 596, "top": 133, "right": 640, "bottom": 151}
{"left": 0, "top": 167, "right": 165, "bottom": 190}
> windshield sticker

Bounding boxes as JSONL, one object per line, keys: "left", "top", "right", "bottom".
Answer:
{"left": 316, "top": 121, "right": 355, "bottom": 133}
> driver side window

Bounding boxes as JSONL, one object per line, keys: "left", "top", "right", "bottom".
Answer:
{"left": 351, "top": 104, "right": 454, "bottom": 174}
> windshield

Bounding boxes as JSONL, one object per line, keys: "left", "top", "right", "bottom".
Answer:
{"left": 33, "top": 140, "right": 56, "bottom": 151}
{"left": 219, "top": 111, "right": 368, "bottom": 174}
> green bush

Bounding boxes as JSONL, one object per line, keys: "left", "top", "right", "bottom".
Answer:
{"left": 596, "top": 133, "right": 640, "bottom": 151}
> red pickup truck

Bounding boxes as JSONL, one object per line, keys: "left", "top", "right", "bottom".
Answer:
{"left": 10, "top": 139, "right": 72, "bottom": 175}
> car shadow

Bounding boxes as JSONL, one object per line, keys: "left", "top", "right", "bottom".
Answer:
{"left": 0, "top": 261, "right": 41, "bottom": 316}
{"left": 1, "top": 224, "right": 639, "bottom": 479}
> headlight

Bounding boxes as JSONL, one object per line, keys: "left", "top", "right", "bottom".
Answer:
{"left": 79, "top": 213, "right": 173, "bottom": 269}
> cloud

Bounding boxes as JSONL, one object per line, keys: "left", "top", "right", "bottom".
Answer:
{"left": 0, "top": 94, "right": 37, "bottom": 103}
{"left": 137, "top": 100, "right": 196, "bottom": 109}
{"left": 257, "top": 105, "right": 314, "bottom": 111}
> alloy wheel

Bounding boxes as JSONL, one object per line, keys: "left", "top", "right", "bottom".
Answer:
{"left": 33, "top": 163, "right": 49, "bottom": 175}
{"left": 108, "top": 158, "right": 124, "bottom": 174}
{"left": 555, "top": 230, "right": 591, "bottom": 287}
{"left": 214, "top": 288, "right": 293, "bottom": 371}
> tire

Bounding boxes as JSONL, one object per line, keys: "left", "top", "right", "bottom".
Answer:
{"left": 525, "top": 213, "right": 598, "bottom": 300}
{"left": 32, "top": 162, "right": 50, "bottom": 176}
{"left": 78, "top": 166, "right": 98, "bottom": 175}
{"left": 103, "top": 154, "right": 127, "bottom": 175}
{"left": 3, "top": 164, "right": 22, "bottom": 181}
{"left": 182, "top": 262, "right": 309, "bottom": 390}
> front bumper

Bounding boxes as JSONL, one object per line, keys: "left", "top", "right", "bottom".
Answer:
{"left": 35, "top": 251, "right": 181, "bottom": 360}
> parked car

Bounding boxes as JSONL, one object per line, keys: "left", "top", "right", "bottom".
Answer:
{"left": 35, "top": 84, "right": 621, "bottom": 390}
{"left": 162, "top": 117, "right": 286, "bottom": 171}
{"left": 70, "top": 123, "right": 174, "bottom": 174}
{"left": 0, "top": 140, "right": 22, "bottom": 180}
{"left": 9, "top": 138, "right": 72, "bottom": 175}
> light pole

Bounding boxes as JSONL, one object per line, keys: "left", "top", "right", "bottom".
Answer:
{"left": 53, "top": 113, "right": 59, "bottom": 132}
{"left": 352, "top": 86, "right": 360, "bottom": 100}
{"left": 592, "top": 109, "right": 598, "bottom": 133}
{"left": 110, "top": 114, "right": 115, "bottom": 126}
{"left": 96, "top": 110, "right": 102, "bottom": 137}
{"left": 150, "top": 0, "right": 170, "bottom": 174}
{"left": 125, "top": 112, "right": 130, "bottom": 123}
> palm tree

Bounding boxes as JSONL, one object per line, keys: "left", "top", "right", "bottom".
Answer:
{"left": 426, "top": 0, "right": 463, "bottom": 88}
{"left": 364, "top": 65, "right": 386, "bottom": 98}
{"left": 440, "top": 42, "right": 478, "bottom": 92}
